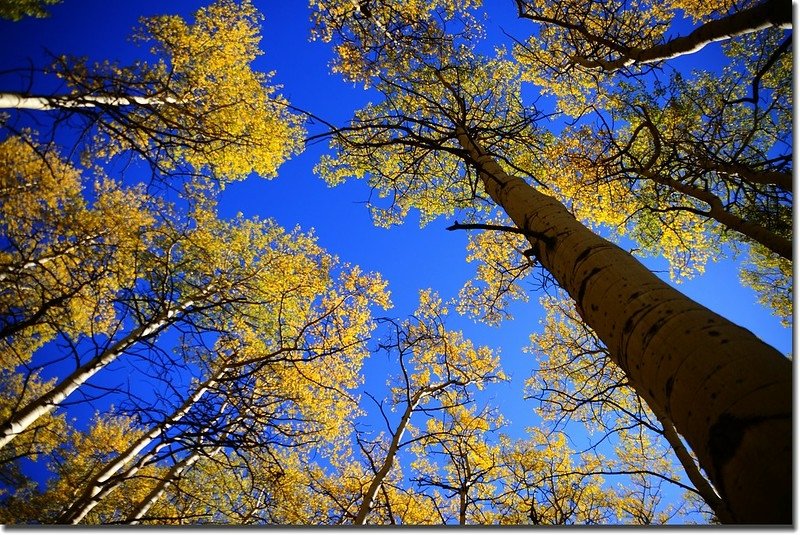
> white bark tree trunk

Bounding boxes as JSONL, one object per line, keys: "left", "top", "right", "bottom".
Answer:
{"left": 59, "top": 370, "right": 226, "bottom": 524}
{"left": 0, "top": 92, "right": 176, "bottom": 111}
{"left": 125, "top": 446, "right": 215, "bottom": 525}
{"left": 567, "top": 0, "right": 791, "bottom": 70}
{"left": 0, "top": 286, "right": 213, "bottom": 450}
{"left": 456, "top": 130, "right": 791, "bottom": 524}
{"left": 125, "top": 405, "right": 234, "bottom": 525}
{"left": 353, "top": 393, "right": 421, "bottom": 525}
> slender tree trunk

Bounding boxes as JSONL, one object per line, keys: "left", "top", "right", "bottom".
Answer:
{"left": 638, "top": 389, "right": 732, "bottom": 523}
{"left": 0, "top": 92, "right": 175, "bottom": 110}
{"left": 353, "top": 392, "right": 422, "bottom": 525}
{"left": 456, "top": 129, "right": 791, "bottom": 524}
{"left": 658, "top": 413, "right": 731, "bottom": 523}
{"left": 126, "top": 406, "right": 234, "bottom": 525}
{"left": 458, "top": 487, "right": 467, "bottom": 525}
{"left": 0, "top": 287, "right": 212, "bottom": 450}
{"left": 59, "top": 370, "right": 226, "bottom": 524}
{"left": 566, "top": 0, "right": 791, "bottom": 70}
{"left": 125, "top": 446, "right": 215, "bottom": 525}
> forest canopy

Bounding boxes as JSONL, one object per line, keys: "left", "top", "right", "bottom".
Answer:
{"left": 0, "top": 0, "right": 791, "bottom": 526}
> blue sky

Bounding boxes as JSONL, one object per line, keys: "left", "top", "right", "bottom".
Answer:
{"left": 0, "top": 1, "right": 788, "bottom": 349}
{"left": 0, "top": 0, "right": 791, "bottom": 521}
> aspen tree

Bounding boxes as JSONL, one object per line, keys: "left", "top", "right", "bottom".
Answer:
{"left": 0, "top": 0, "right": 303, "bottom": 183}
{"left": 0, "top": 192, "right": 388, "bottom": 450}
{"left": 0, "top": 135, "right": 153, "bottom": 363}
{"left": 0, "top": 413, "right": 166, "bottom": 524}
{"left": 124, "top": 407, "right": 236, "bottom": 525}
{"left": 350, "top": 290, "right": 504, "bottom": 524}
{"left": 3, "top": 246, "right": 388, "bottom": 524}
{"left": 57, "top": 372, "right": 228, "bottom": 524}
{"left": 311, "top": 3, "right": 791, "bottom": 522}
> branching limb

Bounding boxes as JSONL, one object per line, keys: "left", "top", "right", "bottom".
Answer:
{"left": 446, "top": 220, "right": 555, "bottom": 249}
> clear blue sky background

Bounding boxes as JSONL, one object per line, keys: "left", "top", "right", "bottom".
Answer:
{"left": 0, "top": 0, "right": 791, "bottom": 518}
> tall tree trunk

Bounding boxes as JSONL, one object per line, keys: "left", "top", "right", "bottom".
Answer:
{"left": 353, "top": 392, "right": 421, "bottom": 525}
{"left": 0, "top": 286, "right": 213, "bottom": 450}
{"left": 0, "top": 92, "right": 175, "bottom": 110}
{"left": 125, "top": 406, "right": 233, "bottom": 525}
{"left": 125, "top": 446, "right": 215, "bottom": 525}
{"left": 456, "top": 129, "right": 791, "bottom": 524}
{"left": 59, "top": 370, "right": 226, "bottom": 524}
{"left": 533, "top": 0, "right": 792, "bottom": 71}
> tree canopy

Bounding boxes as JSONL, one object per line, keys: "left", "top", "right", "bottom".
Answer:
{"left": 0, "top": 0, "right": 791, "bottom": 526}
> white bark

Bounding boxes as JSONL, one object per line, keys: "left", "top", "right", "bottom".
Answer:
{"left": 60, "top": 370, "right": 226, "bottom": 524}
{"left": 125, "top": 446, "right": 213, "bottom": 525}
{"left": 0, "top": 235, "right": 104, "bottom": 283}
{"left": 455, "top": 129, "right": 791, "bottom": 523}
{"left": 0, "top": 285, "right": 214, "bottom": 450}
{"left": 567, "top": 0, "right": 791, "bottom": 70}
{"left": 126, "top": 405, "right": 235, "bottom": 525}
{"left": 0, "top": 92, "right": 177, "bottom": 111}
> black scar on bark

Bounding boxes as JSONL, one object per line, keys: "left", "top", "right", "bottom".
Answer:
{"left": 707, "top": 412, "right": 790, "bottom": 512}
{"left": 708, "top": 413, "right": 745, "bottom": 503}
{"left": 577, "top": 267, "right": 602, "bottom": 313}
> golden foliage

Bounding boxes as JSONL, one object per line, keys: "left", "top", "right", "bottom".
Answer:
{"left": 56, "top": 0, "right": 304, "bottom": 183}
{"left": 310, "top": 0, "right": 483, "bottom": 83}
{"left": 316, "top": 51, "right": 529, "bottom": 228}
{"left": 0, "top": 134, "right": 155, "bottom": 363}
{"left": 0, "top": 0, "right": 60, "bottom": 21}
{"left": 457, "top": 215, "right": 532, "bottom": 325}
{"left": 740, "top": 244, "right": 792, "bottom": 328}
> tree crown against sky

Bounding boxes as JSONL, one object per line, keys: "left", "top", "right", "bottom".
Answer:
{"left": 0, "top": 0, "right": 792, "bottom": 526}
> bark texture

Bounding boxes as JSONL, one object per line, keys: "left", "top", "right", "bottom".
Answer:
{"left": 125, "top": 405, "right": 233, "bottom": 524}
{"left": 568, "top": 0, "right": 792, "bottom": 70}
{"left": 0, "top": 290, "right": 208, "bottom": 450}
{"left": 59, "top": 372, "right": 224, "bottom": 524}
{"left": 457, "top": 130, "right": 791, "bottom": 524}
{"left": 125, "top": 447, "right": 208, "bottom": 524}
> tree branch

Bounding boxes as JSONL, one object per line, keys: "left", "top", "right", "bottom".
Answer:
{"left": 446, "top": 221, "right": 555, "bottom": 249}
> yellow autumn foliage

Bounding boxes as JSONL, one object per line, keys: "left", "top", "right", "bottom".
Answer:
{"left": 57, "top": 0, "right": 304, "bottom": 183}
{"left": 0, "top": 134, "right": 155, "bottom": 363}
